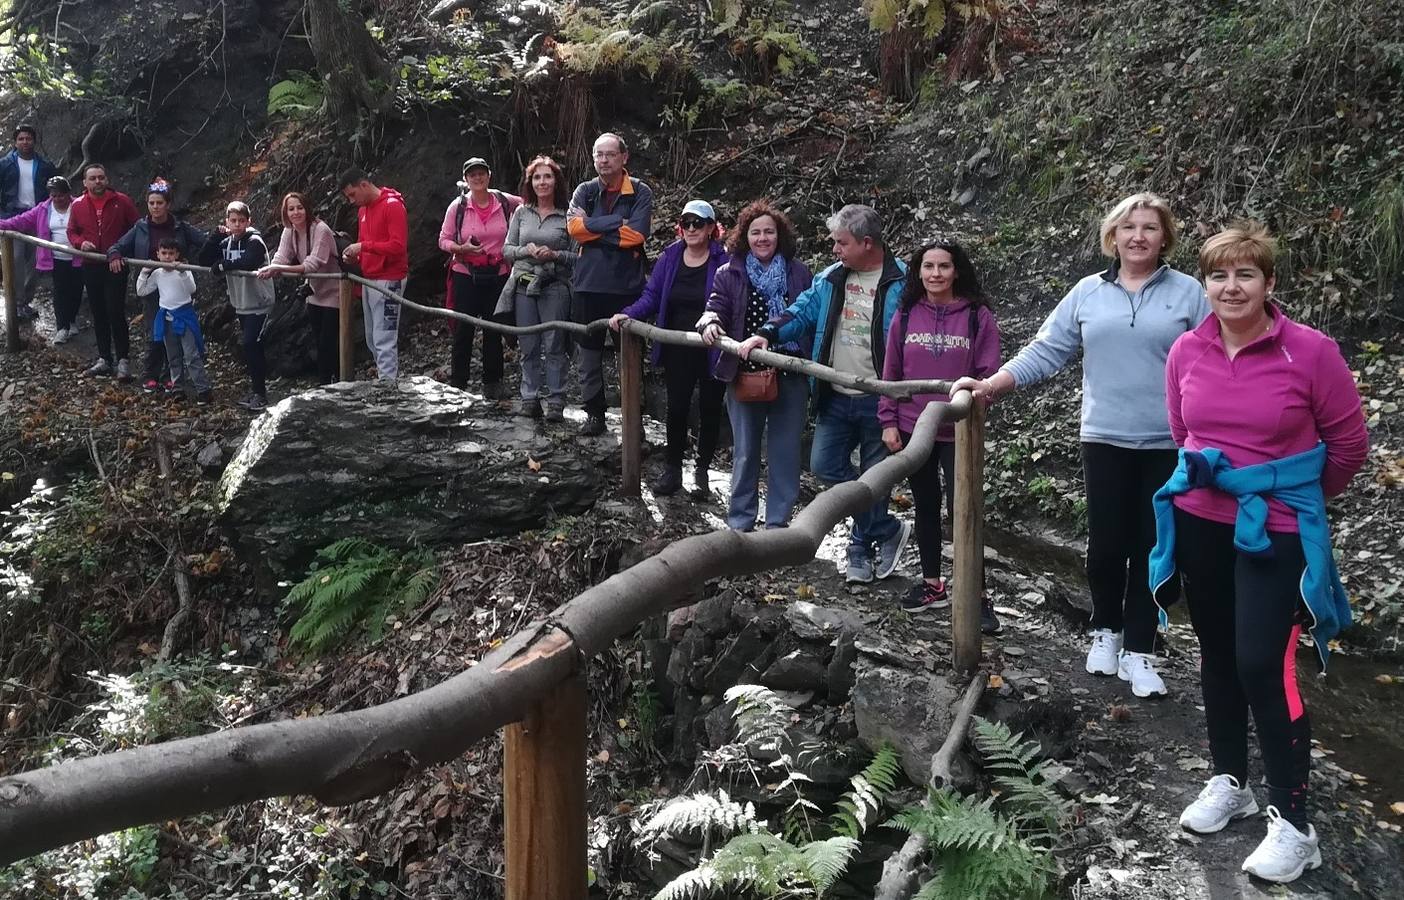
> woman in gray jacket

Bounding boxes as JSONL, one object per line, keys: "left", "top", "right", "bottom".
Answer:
{"left": 496, "top": 155, "right": 575, "bottom": 420}
{"left": 953, "top": 192, "right": 1210, "bottom": 699}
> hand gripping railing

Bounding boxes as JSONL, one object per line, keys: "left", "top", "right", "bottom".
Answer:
{"left": 0, "top": 228, "right": 987, "bottom": 898}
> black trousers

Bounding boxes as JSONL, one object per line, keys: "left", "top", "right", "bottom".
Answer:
{"left": 1081, "top": 442, "right": 1179, "bottom": 653}
{"left": 51, "top": 264, "right": 83, "bottom": 331}
{"left": 239, "top": 312, "right": 268, "bottom": 396}
{"left": 661, "top": 346, "right": 724, "bottom": 469}
{"left": 141, "top": 292, "right": 168, "bottom": 382}
{"left": 82, "top": 265, "right": 129, "bottom": 364}
{"left": 449, "top": 270, "right": 508, "bottom": 388}
{"left": 1174, "top": 508, "right": 1312, "bottom": 827}
{"left": 902, "top": 434, "right": 957, "bottom": 580}
{"left": 574, "top": 290, "right": 634, "bottom": 415}
{"left": 308, "top": 304, "right": 340, "bottom": 385}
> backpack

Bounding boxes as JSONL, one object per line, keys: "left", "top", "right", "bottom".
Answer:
{"left": 450, "top": 189, "right": 517, "bottom": 257}
{"left": 332, "top": 230, "right": 361, "bottom": 277}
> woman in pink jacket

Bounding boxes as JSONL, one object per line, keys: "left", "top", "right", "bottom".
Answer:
{"left": 878, "top": 239, "right": 1001, "bottom": 629}
{"left": 258, "top": 192, "right": 342, "bottom": 385}
{"left": 0, "top": 175, "right": 82, "bottom": 345}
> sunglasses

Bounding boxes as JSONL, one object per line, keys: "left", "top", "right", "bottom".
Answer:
{"left": 680, "top": 217, "right": 711, "bottom": 230}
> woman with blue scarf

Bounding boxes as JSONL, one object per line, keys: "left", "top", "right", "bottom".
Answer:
{"left": 1152, "top": 223, "right": 1367, "bottom": 883}
{"left": 698, "top": 200, "right": 812, "bottom": 530}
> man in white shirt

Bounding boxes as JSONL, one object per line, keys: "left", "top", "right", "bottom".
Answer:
{"left": 0, "top": 125, "right": 59, "bottom": 319}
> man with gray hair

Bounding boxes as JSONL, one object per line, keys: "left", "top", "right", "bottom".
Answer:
{"left": 742, "top": 203, "right": 910, "bottom": 584}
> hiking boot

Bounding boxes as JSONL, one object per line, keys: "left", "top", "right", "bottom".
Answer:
{"left": 579, "top": 413, "right": 606, "bottom": 437}
{"left": 84, "top": 358, "right": 112, "bottom": 377}
{"left": 245, "top": 393, "right": 268, "bottom": 412}
{"left": 874, "top": 519, "right": 912, "bottom": 579}
{"left": 544, "top": 404, "right": 565, "bottom": 422}
{"left": 1241, "top": 807, "right": 1321, "bottom": 883}
{"left": 901, "top": 579, "right": 949, "bottom": 613}
{"left": 196, "top": 390, "right": 214, "bottom": 406}
{"left": 115, "top": 359, "right": 132, "bottom": 383}
{"left": 1085, "top": 629, "right": 1123, "bottom": 676}
{"left": 981, "top": 598, "right": 1002, "bottom": 635}
{"left": 1179, "top": 774, "right": 1259, "bottom": 834}
{"left": 651, "top": 465, "right": 683, "bottom": 496}
{"left": 142, "top": 379, "right": 159, "bottom": 394}
{"left": 844, "top": 546, "right": 875, "bottom": 584}
{"left": 518, "top": 398, "right": 543, "bottom": 418}
{"left": 1117, "top": 650, "right": 1167, "bottom": 697}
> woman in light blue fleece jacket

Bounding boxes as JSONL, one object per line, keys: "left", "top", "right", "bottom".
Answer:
{"left": 953, "top": 193, "right": 1210, "bottom": 697}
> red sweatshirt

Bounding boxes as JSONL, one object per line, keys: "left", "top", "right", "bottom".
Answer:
{"left": 1165, "top": 305, "right": 1369, "bottom": 532}
{"left": 356, "top": 186, "right": 408, "bottom": 280}
{"left": 66, "top": 189, "right": 139, "bottom": 262}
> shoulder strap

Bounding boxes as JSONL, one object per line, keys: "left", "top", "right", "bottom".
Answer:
{"left": 453, "top": 193, "right": 467, "bottom": 242}
{"left": 899, "top": 306, "right": 912, "bottom": 371}
{"left": 969, "top": 304, "right": 980, "bottom": 347}
{"left": 490, "top": 189, "right": 514, "bottom": 225}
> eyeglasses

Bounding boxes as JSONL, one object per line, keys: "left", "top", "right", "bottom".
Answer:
{"left": 593, "top": 150, "right": 621, "bottom": 159}
{"left": 680, "top": 218, "right": 710, "bottom": 230}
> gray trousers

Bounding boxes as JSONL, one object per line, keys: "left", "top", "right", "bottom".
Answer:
{"left": 164, "top": 325, "right": 211, "bottom": 393}
{"left": 12, "top": 237, "right": 37, "bottom": 306}
{"left": 515, "top": 283, "right": 572, "bottom": 409}
{"left": 362, "top": 279, "right": 402, "bottom": 380}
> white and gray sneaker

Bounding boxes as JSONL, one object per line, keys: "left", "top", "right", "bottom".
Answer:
{"left": 1179, "top": 774, "right": 1259, "bottom": 834}
{"left": 1085, "top": 629, "right": 1122, "bottom": 676}
{"left": 84, "top": 358, "right": 111, "bottom": 377}
{"left": 50, "top": 326, "right": 68, "bottom": 345}
{"left": 115, "top": 358, "right": 132, "bottom": 382}
{"left": 1118, "top": 650, "right": 1167, "bottom": 697}
{"left": 1242, "top": 806, "right": 1321, "bottom": 883}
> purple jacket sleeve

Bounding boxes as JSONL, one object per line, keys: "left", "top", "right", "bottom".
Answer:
{"left": 0, "top": 203, "right": 44, "bottom": 234}
{"left": 1310, "top": 336, "right": 1369, "bottom": 497}
{"left": 877, "top": 308, "right": 906, "bottom": 429}
{"left": 621, "top": 243, "right": 676, "bottom": 320}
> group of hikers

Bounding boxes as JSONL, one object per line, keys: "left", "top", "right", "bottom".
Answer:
{"left": 1, "top": 124, "right": 1370, "bottom": 884}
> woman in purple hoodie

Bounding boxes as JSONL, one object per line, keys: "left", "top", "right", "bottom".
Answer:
{"left": 878, "top": 239, "right": 1001, "bottom": 626}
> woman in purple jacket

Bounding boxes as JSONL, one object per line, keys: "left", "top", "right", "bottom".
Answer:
{"left": 879, "top": 239, "right": 1002, "bottom": 626}
{"left": 0, "top": 176, "right": 81, "bottom": 345}
{"left": 610, "top": 200, "right": 728, "bottom": 496}
{"left": 697, "top": 200, "right": 812, "bottom": 531}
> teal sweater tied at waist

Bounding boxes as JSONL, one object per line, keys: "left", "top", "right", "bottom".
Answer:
{"left": 1148, "top": 443, "right": 1348, "bottom": 669}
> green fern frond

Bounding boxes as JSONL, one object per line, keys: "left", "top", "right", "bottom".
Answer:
{"left": 653, "top": 867, "right": 716, "bottom": 900}
{"left": 641, "top": 791, "right": 759, "bottom": 842}
{"left": 797, "top": 836, "right": 859, "bottom": 892}
{"left": 724, "top": 684, "right": 792, "bottom": 753}
{"left": 972, "top": 717, "right": 1071, "bottom": 835}
{"left": 283, "top": 540, "right": 438, "bottom": 654}
{"left": 830, "top": 743, "right": 902, "bottom": 838}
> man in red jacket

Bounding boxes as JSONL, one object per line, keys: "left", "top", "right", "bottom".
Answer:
{"left": 67, "top": 164, "right": 140, "bottom": 379}
{"left": 340, "top": 169, "right": 408, "bottom": 380}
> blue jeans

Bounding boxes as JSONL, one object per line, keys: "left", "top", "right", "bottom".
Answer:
{"left": 724, "top": 372, "right": 808, "bottom": 530}
{"left": 809, "top": 391, "right": 898, "bottom": 548}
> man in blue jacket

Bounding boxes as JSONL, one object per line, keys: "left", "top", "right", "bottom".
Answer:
{"left": 744, "top": 204, "right": 910, "bottom": 584}
{"left": 0, "top": 124, "right": 59, "bottom": 319}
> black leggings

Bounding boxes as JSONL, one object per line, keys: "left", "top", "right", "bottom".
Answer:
{"left": 51, "top": 264, "right": 83, "bottom": 331}
{"left": 82, "top": 265, "right": 129, "bottom": 364}
{"left": 1081, "top": 442, "right": 1179, "bottom": 653}
{"left": 449, "top": 270, "right": 507, "bottom": 388}
{"left": 1174, "top": 508, "right": 1311, "bottom": 827}
{"left": 903, "top": 433, "right": 956, "bottom": 580}
{"left": 661, "top": 346, "right": 724, "bottom": 469}
{"left": 308, "top": 304, "right": 339, "bottom": 385}
{"left": 239, "top": 312, "right": 268, "bottom": 396}
{"left": 142, "top": 292, "right": 168, "bottom": 382}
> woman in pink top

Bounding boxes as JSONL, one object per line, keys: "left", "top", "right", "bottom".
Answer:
{"left": 1165, "top": 223, "right": 1367, "bottom": 883}
{"left": 439, "top": 157, "right": 522, "bottom": 398}
{"left": 259, "top": 192, "right": 341, "bottom": 384}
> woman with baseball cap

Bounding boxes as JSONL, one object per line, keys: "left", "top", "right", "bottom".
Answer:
{"left": 610, "top": 200, "right": 728, "bottom": 495}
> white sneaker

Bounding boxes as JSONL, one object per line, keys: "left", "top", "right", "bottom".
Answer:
{"left": 1179, "top": 774, "right": 1259, "bottom": 834}
{"left": 1242, "top": 806, "right": 1321, "bottom": 883}
{"left": 1117, "top": 650, "right": 1167, "bottom": 697}
{"left": 1085, "top": 629, "right": 1122, "bottom": 675}
{"left": 84, "top": 358, "right": 111, "bottom": 377}
{"left": 51, "top": 326, "right": 71, "bottom": 345}
{"left": 115, "top": 358, "right": 132, "bottom": 382}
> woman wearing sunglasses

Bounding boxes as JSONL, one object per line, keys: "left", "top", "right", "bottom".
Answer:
{"left": 610, "top": 200, "right": 728, "bottom": 495}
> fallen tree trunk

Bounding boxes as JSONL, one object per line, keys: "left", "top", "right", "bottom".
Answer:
{"left": 874, "top": 674, "right": 986, "bottom": 900}
{"left": 0, "top": 398, "right": 969, "bottom": 865}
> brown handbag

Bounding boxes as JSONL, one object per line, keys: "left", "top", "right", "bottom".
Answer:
{"left": 734, "top": 367, "right": 778, "bottom": 402}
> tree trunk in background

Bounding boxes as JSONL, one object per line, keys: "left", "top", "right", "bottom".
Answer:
{"left": 307, "top": 0, "right": 392, "bottom": 122}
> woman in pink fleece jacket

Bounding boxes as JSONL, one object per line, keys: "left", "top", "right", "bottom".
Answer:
{"left": 878, "top": 239, "right": 1001, "bottom": 624}
{"left": 1166, "top": 222, "right": 1367, "bottom": 883}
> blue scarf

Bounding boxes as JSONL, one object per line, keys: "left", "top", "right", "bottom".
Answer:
{"left": 746, "top": 253, "right": 789, "bottom": 317}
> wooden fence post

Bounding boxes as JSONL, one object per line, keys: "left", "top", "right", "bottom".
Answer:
{"left": 338, "top": 279, "right": 355, "bottom": 382}
{"left": 952, "top": 400, "right": 986, "bottom": 673}
{"left": 504, "top": 673, "right": 588, "bottom": 900}
{"left": 3, "top": 235, "right": 19, "bottom": 352}
{"left": 619, "top": 327, "right": 643, "bottom": 497}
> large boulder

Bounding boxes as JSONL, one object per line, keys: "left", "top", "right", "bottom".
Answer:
{"left": 217, "top": 376, "right": 606, "bottom": 572}
{"left": 852, "top": 660, "right": 962, "bottom": 785}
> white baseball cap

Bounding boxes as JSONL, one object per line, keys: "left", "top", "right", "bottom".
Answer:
{"left": 681, "top": 199, "right": 716, "bottom": 221}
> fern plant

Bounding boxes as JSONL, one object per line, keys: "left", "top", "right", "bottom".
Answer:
{"left": 284, "top": 538, "right": 437, "bottom": 653}
{"left": 888, "top": 716, "right": 1070, "bottom": 900}
{"left": 640, "top": 685, "right": 903, "bottom": 899}
{"left": 267, "top": 70, "right": 324, "bottom": 117}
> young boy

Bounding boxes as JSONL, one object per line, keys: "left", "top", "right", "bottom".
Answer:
{"left": 137, "top": 238, "right": 211, "bottom": 403}
{"left": 200, "top": 201, "right": 275, "bottom": 411}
